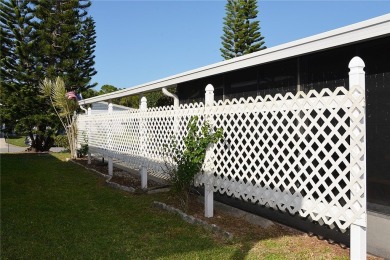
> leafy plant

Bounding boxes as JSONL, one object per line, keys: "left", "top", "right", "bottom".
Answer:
{"left": 77, "top": 132, "right": 89, "bottom": 158}
{"left": 77, "top": 144, "right": 89, "bottom": 158}
{"left": 54, "top": 135, "right": 69, "bottom": 150}
{"left": 166, "top": 116, "right": 223, "bottom": 212}
{"left": 40, "top": 77, "right": 79, "bottom": 158}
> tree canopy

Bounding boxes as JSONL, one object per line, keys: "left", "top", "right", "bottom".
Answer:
{"left": 99, "top": 85, "right": 118, "bottom": 95}
{"left": 89, "top": 84, "right": 175, "bottom": 109}
{"left": 32, "top": 0, "right": 96, "bottom": 91}
{"left": 0, "top": 0, "right": 96, "bottom": 151}
{"left": 220, "top": 0, "right": 266, "bottom": 60}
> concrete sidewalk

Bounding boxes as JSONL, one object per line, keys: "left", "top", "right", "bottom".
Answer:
{"left": 0, "top": 137, "right": 65, "bottom": 153}
{"left": 0, "top": 137, "right": 27, "bottom": 153}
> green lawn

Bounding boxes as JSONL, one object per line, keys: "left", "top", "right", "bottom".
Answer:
{"left": 0, "top": 153, "right": 240, "bottom": 259}
{"left": 1, "top": 153, "right": 350, "bottom": 259}
{"left": 5, "top": 135, "right": 28, "bottom": 147}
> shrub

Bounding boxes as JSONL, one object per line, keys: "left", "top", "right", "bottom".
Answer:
{"left": 77, "top": 143, "right": 88, "bottom": 158}
{"left": 77, "top": 132, "right": 88, "bottom": 158}
{"left": 166, "top": 116, "right": 223, "bottom": 212}
{"left": 54, "top": 135, "right": 69, "bottom": 150}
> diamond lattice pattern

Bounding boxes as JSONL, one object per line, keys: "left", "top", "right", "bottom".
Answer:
{"left": 77, "top": 86, "right": 365, "bottom": 231}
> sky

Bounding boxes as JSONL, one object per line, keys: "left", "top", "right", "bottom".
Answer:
{"left": 89, "top": 1, "right": 390, "bottom": 91}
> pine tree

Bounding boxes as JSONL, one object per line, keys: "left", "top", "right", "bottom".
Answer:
{"left": 79, "top": 16, "right": 97, "bottom": 90}
{"left": 1, "top": 0, "right": 38, "bottom": 89}
{"left": 33, "top": 0, "right": 96, "bottom": 91}
{"left": 220, "top": 0, "right": 266, "bottom": 60}
{"left": 0, "top": 0, "right": 54, "bottom": 152}
{"left": 1, "top": 0, "right": 97, "bottom": 151}
{"left": 0, "top": 0, "right": 19, "bottom": 133}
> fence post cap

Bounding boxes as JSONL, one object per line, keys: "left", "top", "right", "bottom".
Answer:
{"left": 349, "top": 56, "right": 365, "bottom": 69}
{"left": 205, "top": 84, "right": 214, "bottom": 92}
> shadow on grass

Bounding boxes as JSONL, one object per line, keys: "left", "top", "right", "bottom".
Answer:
{"left": 1, "top": 153, "right": 349, "bottom": 259}
{"left": 1, "top": 154, "right": 236, "bottom": 258}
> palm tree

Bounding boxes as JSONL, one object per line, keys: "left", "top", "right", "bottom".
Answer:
{"left": 40, "top": 77, "right": 80, "bottom": 158}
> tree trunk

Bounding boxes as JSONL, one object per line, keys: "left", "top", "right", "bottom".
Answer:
{"left": 67, "top": 120, "right": 78, "bottom": 159}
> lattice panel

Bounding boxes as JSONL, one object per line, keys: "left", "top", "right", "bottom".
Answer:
{"left": 197, "top": 86, "right": 365, "bottom": 231}
{"left": 78, "top": 109, "right": 143, "bottom": 169}
{"left": 77, "top": 103, "right": 207, "bottom": 174}
{"left": 76, "top": 86, "right": 365, "bottom": 232}
{"left": 141, "top": 103, "right": 206, "bottom": 173}
{"left": 76, "top": 114, "right": 87, "bottom": 146}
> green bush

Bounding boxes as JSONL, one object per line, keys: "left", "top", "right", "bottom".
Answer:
{"left": 54, "top": 135, "right": 69, "bottom": 150}
{"left": 76, "top": 132, "right": 88, "bottom": 158}
{"left": 77, "top": 143, "right": 88, "bottom": 158}
{"left": 166, "top": 116, "right": 223, "bottom": 212}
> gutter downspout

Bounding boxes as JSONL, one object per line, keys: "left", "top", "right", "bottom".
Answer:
{"left": 79, "top": 105, "right": 88, "bottom": 114}
{"left": 78, "top": 93, "right": 88, "bottom": 114}
{"left": 162, "top": 88, "right": 179, "bottom": 108}
{"left": 162, "top": 87, "right": 180, "bottom": 149}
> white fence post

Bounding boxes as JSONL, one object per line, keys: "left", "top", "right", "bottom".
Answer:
{"left": 140, "top": 96, "right": 148, "bottom": 189}
{"left": 108, "top": 101, "right": 113, "bottom": 176}
{"left": 87, "top": 107, "right": 92, "bottom": 164}
{"left": 348, "top": 56, "right": 367, "bottom": 260}
{"left": 204, "top": 84, "right": 214, "bottom": 218}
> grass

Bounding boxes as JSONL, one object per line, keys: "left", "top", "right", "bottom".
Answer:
{"left": 1, "top": 153, "right": 239, "bottom": 259}
{"left": 1, "top": 153, "right": 351, "bottom": 259}
{"left": 5, "top": 135, "right": 28, "bottom": 147}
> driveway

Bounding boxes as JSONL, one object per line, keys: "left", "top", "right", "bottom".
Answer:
{"left": 0, "top": 137, "right": 65, "bottom": 153}
{"left": 0, "top": 138, "right": 27, "bottom": 153}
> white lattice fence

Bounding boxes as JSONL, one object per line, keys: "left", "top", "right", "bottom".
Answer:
{"left": 77, "top": 85, "right": 365, "bottom": 232}
{"left": 77, "top": 103, "right": 207, "bottom": 172}
{"left": 76, "top": 57, "right": 367, "bottom": 258}
{"left": 141, "top": 103, "right": 206, "bottom": 172}
{"left": 196, "top": 85, "right": 365, "bottom": 232}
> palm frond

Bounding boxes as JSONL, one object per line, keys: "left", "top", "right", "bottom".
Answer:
{"left": 39, "top": 78, "right": 52, "bottom": 97}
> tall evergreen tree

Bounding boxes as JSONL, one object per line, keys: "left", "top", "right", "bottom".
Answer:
{"left": 220, "top": 0, "right": 266, "bottom": 60}
{"left": 79, "top": 16, "right": 97, "bottom": 89}
{"left": 1, "top": 0, "right": 97, "bottom": 151}
{"left": 1, "top": 0, "right": 38, "bottom": 90}
{"left": 33, "top": 0, "right": 96, "bottom": 92}
{"left": 0, "top": 0, "right": 54, "bottom": 152}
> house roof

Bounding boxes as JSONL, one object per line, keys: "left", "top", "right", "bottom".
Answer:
{"left": 79, "top": 13, "right": 390, "bottom": 105}
{"left": 91, "top": 101, "right": 135, "bottom": 111}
